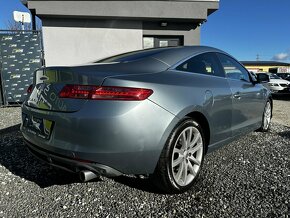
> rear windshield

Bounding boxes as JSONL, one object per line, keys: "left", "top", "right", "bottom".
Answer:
{"left": 95, "top": 48, "right": 169, "bottom": 63}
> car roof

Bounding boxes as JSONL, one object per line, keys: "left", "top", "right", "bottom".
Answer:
{"left": 151, "top": 46, "right": 226, "bottom": 66}
{"left": 97, "top": 46, "right": 228, "bottom": 67}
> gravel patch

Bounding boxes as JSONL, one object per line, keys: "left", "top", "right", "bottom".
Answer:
{"left": 0, "top": 107, "right": 21, "bottom": 130}
{"left": 0, "top": 104, "right": 289, "bottom": 217}
{"left": 272, "top": 98, "right": 290, "bottom": 127}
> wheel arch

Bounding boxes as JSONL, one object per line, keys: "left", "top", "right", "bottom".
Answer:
{"left": 185, "top": 111, "right": 211, "bottom": 153}
{"left": 151, "top": 110, "right": 210, "bottom": 193}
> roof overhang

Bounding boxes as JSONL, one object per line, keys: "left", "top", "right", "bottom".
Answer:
{"left": 25, "top": 0, "right": 219, "bottom": 22}
{"left": 242, "top": 61, "right": 290, "bottom": 67}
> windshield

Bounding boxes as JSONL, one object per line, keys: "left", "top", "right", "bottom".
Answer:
{"left": 270, "top": 74, "right": 281, "bottom": 79}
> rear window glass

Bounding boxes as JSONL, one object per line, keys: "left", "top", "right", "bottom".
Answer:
{"left": 95, "top": 48, "right": 168, "bottom": 63}
{"left": 176, "top": 52, "right": 224, "bottom": 77}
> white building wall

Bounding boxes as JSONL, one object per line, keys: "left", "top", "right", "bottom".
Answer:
{"left": 42, "top": 22, "right": 143, "bottom": 66}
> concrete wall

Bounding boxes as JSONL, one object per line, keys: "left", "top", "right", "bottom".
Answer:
{"left": 143, "top": 22, "right": 200, "bottom": 45}
{"left": 27, "top": 0, "right": 219, "bottom": 66}
{"left": 42, "top": 20, "right": 143, "bottom": 66}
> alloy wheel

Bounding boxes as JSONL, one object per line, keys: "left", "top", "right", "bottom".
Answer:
{"left": 171, "top": 126, "right": 203, "bottom": 186}
{"left": 263, "top": 102, "right": 271, "bottom": 130}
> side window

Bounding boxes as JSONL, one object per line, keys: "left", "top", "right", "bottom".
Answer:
{"left": 217, "top": 53, "right": 251, "bottom": 82}
{"left": 176, "top": 53, "right": 224, "bottom": 77}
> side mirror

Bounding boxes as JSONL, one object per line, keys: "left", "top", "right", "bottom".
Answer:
{"left": 256, "top": 73, "right": 270, "bottom": 83}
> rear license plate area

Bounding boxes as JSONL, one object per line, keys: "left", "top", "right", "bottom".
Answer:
{"left": 22, "top": 113, "right": 54, "bottom": 140}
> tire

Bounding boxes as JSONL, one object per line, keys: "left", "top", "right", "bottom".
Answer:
{"left": 151, "top": 117, "right": 205, "bottom": 194}
{"left": 258, "top": 101, "right": 272, "bottom": 132}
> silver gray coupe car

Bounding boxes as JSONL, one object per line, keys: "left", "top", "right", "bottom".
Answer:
{"left": 21, "top": 46, "right": 272, "bottom": 193}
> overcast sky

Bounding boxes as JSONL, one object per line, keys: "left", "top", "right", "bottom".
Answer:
{"left": 0, "top": 0, "right": 289, "bottom": 62}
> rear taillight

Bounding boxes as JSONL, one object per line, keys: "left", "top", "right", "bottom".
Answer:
{"left": 27, "top": 84, "right": 33, "bottom": 94}
{"left": 59, "top": 85, "right": 153, "bottom": 101}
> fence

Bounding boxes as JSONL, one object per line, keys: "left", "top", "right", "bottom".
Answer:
{"left": 0, "top": 30, "right": 44, "bottom": 106}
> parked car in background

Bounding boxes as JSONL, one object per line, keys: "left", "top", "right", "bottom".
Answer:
{"left": 268, "top": 73, "right": 290, "bottom": 93}
{"left": 275, "top": 73, "right": 290, "bottom": 81}
{"left": 21, "top": 46, "right": 272, "bottom": 193}
{"left": 253, "top": 72, "right": 290, "bottom": 94}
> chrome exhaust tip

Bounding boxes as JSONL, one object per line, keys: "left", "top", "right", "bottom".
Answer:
{"left": 79, "top": 170, "right": 98, "bottom": 182}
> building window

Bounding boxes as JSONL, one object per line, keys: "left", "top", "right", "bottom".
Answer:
{"left": 143, "top": 36, "right": 183, "bottom": 49}
{"left": 143, "top": 37, "right": 154, "bottom": 49}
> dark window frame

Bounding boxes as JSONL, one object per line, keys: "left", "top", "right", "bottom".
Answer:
{"left": 174, "top": 52, "right": 226, "bottom": 78}
{"left": 216, "top": 53, "right": 252, "bottom": 83}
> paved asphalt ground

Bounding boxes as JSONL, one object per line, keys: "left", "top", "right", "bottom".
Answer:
{"left": 0, "top": 99, "right": 289, "bottom": 217}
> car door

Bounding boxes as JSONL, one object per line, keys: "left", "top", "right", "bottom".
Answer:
{"left": 175, "top": 52, "right": 233, "bottom": 144}
{"left": 216, "top": 53, "right": 265, "bottom": 136}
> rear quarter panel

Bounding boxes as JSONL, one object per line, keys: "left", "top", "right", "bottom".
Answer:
{"left": 103, "top": 70, "right": 233, "bottom": 146}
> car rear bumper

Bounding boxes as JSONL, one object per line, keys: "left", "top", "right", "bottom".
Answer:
{"left": 25, "top": 138, "right": 122, "bottom": 177}
{"left": 21, "top": 100, "right": 178, "bottom": 175}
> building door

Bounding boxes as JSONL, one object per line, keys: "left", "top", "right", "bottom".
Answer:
{"left": 143, "top": 36, "right": 183, "bottom": 49}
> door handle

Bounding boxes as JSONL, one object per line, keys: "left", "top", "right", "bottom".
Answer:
{"left": 233, "top": 92, "right": 241, "bottom": 99}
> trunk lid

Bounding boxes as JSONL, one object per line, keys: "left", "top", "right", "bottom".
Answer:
{"left": 26, "top": 66, "right": 96, "bottom": 112}
{"left": 25, "top": 59, "right": 167, "bottom": 112}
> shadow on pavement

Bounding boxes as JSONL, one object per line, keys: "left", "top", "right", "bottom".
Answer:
{"left": 278, "top": 130, "right": 290, "bottom": 139}
{"left": 273, "top": 94, "right": 290, "bottom": 101}
{"left": 0, "top": 124, "right": 93, "bottom": 188}
{"left": 0, "top": 124, "right": 21, "bottom": 135}
{"left": 113, "top": 176, "right": 164, "bottom": 194}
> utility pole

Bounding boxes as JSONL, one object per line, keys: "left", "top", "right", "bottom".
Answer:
{"left": 20, "top": 14, "right": 25, "bottom": 31}
{"left": 13, "top": 11, "right": 31, "bottom": 31}
{"left": 256, "top": 54, "right": 260, "bottom": 61}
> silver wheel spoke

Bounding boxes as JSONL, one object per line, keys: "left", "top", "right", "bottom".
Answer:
{"left": 188, "top": 156, "right": 201, "bottom": 166}
{"left": 181, "top": 132, "right": 187, "bottom": 148}
{"left": 188, "top": 143, "right": 202, "bottom": 154}
{"left": 263, "top": 102, "right": 271, "bottom": 129}
{"left": 182, "top": 160, "right": 188, "bottom": 185}
{"left": 188, "top": 161, "right": 196, "bottom": 176}
{"left": 173, "top": 148, "right": 183, "bottom": 156}
{"left": 172, "top": 156, "right": 183, "bottom": 167}
{"left": 264, "top": 116, "right": 267, "bottom": 128}
{"left": 189, "top": 132, "right": 201, "bottom": 148}
{"left": 176, "top": 161, "right": 184, "bottom": 182}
